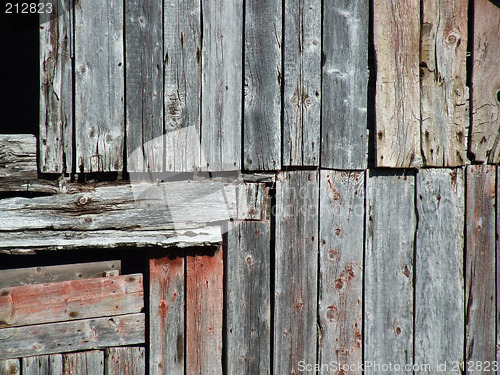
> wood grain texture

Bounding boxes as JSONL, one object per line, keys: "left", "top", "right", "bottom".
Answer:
{"left": 0, "top": 359, "right": 19, "bottom": 375}
{"left": 274, "top": 171, "right": 319, "bottom": 373}
{"left": 318, "top": 171, "right": 363, "bottom": 371}
{"left": 0, "top": 135, "right": 37, "bottom": 192}
{"left": 415, "top": 169, "right": 465, "bottom": 372}
{"left": 227, "top": 221, "right": 271, "bottom": 374}
{"left": 497, "top": 166, "right": 500, "bottom": 367}
{"left": 125, "top": 0, "right": 163, "bottom": 172}
{"left": 75, "top": 0, "right": 124, "bottom": 172}
{"left": 322, "top": 0, "right": 368, "bottom": 170}
{"left": 22, "top": 355, "right": 62, "bottom": 375}
{"left": 365, "top": 170, "right": 415, "bottom": 374}
{"left": 374, "top": 0, "right": 421, "bottom": 167}
{"left": 470, "top": 0, "right": 500, "bottom": 163}
{"left": 39, "top": 0, "right": 73, "bottom": 174}
{"left": 63, "top": 351, "right": 103, "bottom": 375}
{"left": 105, "top": 347, "right": 145, "bottom": 375}
{"left": 466, "top": 165, "right": 496, "bottom": 364}
{"left": 235, "top": 183, "right": 270, "bottom": 221}
{"left": 420, "top": 0, "right": 468, "bottom": 166}
{"left": 283, "top": 0, "right": 321, "bottom": 166}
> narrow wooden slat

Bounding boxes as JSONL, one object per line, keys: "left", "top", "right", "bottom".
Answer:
{"left": 275, "top": 171, "right": 319, "bottom": 373}
{"left": 126, "top": 0, "right": 163, "bottom": 172}
{"left": 466, "top": 165, "right": 496, "bottom": 364}
{"left": 420, "top": 0, "right": 468, "bottom": 166}
{"left": 322, "top": 0, "right": 368, "bottom": 169}
{"left": 22, "top": 355, "right": 62, "bottom": 375}
{"left": 0, "top": 135, "right": 37, "bottom": 192}
{"left": 75, "top": 0, "right": 124, "bottom": 172}
{"left": 374, "top": 0, "right": 421, "bottom": 167}
{"left": 0, "top": 359, "right": 19, "bottom": 375}
{"left": 105, "top": 347, "right": 145, "bottom": 375}
{"left": 227, "top": 221, "right": 271, "bottom": 374}
{"left": 235, "top": 183, "right": 270, "bottom": 221}
{"left": 318, "top": 171, "right": 363, "bottom": 369}
{"left": 415, "top": 169, "right": 465, "bottom": 371}
{"left": 497, "top": 166, "right": 500, "bottom": 367}
{"left": 63, "top": 351, "right": 104, "bottom": 374}
{"left": 283, "top": 0, "right": 321, "bottom": 167}
{"left": 365, "top": 170, "right": 415, "bottom": 374}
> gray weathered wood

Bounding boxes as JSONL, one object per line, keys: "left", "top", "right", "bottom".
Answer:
{"left": 39, "top": 0, "right": 73, "bottom": 174}
{"left": 365, "top": 170, "right": 415, "bottom": 374}
{"left": 415, "top": 169, "right": 465, "bottom": 372}
{"left": 420, "top": 0, "right": 468, "bottom": 166}
{"left": 0, "top": 135, "right": 37, "bottom": 192}
{"left": 497, "top": 166, "right": 500, "bottom": 368}
{"left": 244, "top": 0, "right": 281, "bottom": 170}
{"left": 126, "top": 0, "right": 163, "bottom": 172}
{"left": 283, "top": 0, "right": 321, "bottom": 166}
{"left": 75, "top": 0, "right": 124, "bottom": 172}
{"left": 235, "top": 183, "right": 270, "bottom": 221}
{"left": 227, "top": 221, "right": 271, "bottom": 374}
{"left": 63, "top": 351, "right": 104, "bottom": 375}
{"left": 22, "top": 355, "right": 62, "bottom": 375}
{"left": 0, "top": 359, "right": 19, "bottom": 375}
{"left": 318, "top": 170, "right": 363, "bottom": 369}
{"left": 274, "top": 171, "right": 319, "bottom": 373}
{"left": 105, "top": 347, "right": 145, "bottom": 375}
{"left": 322, "top": 0, "right": 368, "bottom": 169}
{"left": 201, "top": 0, "right": 242, "bottom": 171}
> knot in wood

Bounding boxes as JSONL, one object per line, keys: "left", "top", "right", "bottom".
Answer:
{"left": 77, "top": 195, "right": 90, "bottom": 205}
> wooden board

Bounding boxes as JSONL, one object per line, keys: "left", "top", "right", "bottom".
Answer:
{"left": 497, "top": 166, "right": 500, "bottom": 368}
{"left": 235, "top": 183, "right": 270, "bottom": 221}
{"left": 420, "top": 0, "right": 468, "bottom": 166}
{"left": 283, "top": 0, "right": 321, "bottom": 166}
{"left": 321, "top": 0, "right": 368, "bottom": 169}
{"left": 318, "top": 171, "right": 363, "bottom": 368}
{"left": 374, "top": 0, "right": 421, "bottom": 167}
{"left": 226, "top": 221, "right": 271, "bottom": 374}
{"left": 125, "top": 0, "right": 163, "bottom": 172}
{"left": 105, "top": 347, "right": 145, "bottom": 375}
{"left": 365, "top": 170, "right": 415, "bottom": 374}
{"left": 415, "top": 169, "right": 465, "bottom": 369}
{"left": 0, "top": 135, "right": 37, "bottom": 192}
{"left": 63, "top": 351, "right": 103, "bottom": 375}
{"left": 0, "top": 359, "right": 19, "bottom": 375}
{"left": 39, "top": 0, "right": 73, "bottom": 174}
{"left": 274, "top": 171, "right": 319, "bottom": 373}
{"left": 244, "top": 0, "right": 281, "bottom": 170}
{"left": 22, "top": 355, "right": 62, "bottom": 375}
{"left": 75, "top": 0, "right": 124, "bottom": 172}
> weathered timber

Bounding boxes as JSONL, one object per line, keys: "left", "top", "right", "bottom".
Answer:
{"left": 0, "top": 359, "right": 19, "bottom": 375}
{"left": 105, "top": 347, "right": 145, "bottom": 375}
{"left": 466, "top": 165, "right": 496, "bottom": 364}
{"left": 415, "top": 169, "right": 465, "bottom": 372}
{"left": 318, "top": 170, "right": 364, "bottom": 369}
{"left": 235, "top": 183, "right": 270, "bottom": 221}
{"left": 275, "top": 171, "right": 319, "bottom": 373}
{"left": 374, "top": 0, "right": 421, "bottom": 167}
{"left": 63, "top": 351, "right": 104, "bottom": 375}
{"left": 322, "top": 0, "right": 368, "bottom": 170}
{"left": 365, "top": 170, "right": 415, "bottom": 374}
{"left": 75, "top": 0, "right": 124, "bottom": 172}
{"left": 22, "top": 355, "right": 62, "bottom": 375}
{"left": 0, "top": 314, "right": 145, "bottom": 359}
{"left": 0, "top": 135, "right": 37, "bottom": 192}
{"left": 420, "top": 0, "right": 468, "bottom": 166}
{"left": 497, "top": 167, "right": 500, "bottom": 366}
{"left": 126, "top": 0, "right": 163, "bottom": 172}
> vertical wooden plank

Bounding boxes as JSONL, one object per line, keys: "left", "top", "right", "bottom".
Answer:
{"left": 227, "top": 221, "right": 271, "bottom": 374}
{"left": 39, "top": 0, "right": 73, "bottom": 174}
{"left": 63, "top": 351, "right": 104, "bottom": 374}
{"left": 149, "top": 253, "right": 185, "bottom": 375}
{"left": 374, "top": 0, "right": 421, "bottom": 168}
{"left": 275, "top": 171, "right": 319, "bottom": 373}
{"left": 318, "top": 171, "right": 364, "bottom": 371}
{"left": 75, "top": 0, "right": 124, "bottom": 173}
{"left": 186, "top": 246, "right": 223, "bottom": 374}
{"left": 125, "top": 0, "right": 163, "bottom": 172}
{"left": 365, "top": 170, "right": 415, "bottom": 374}
{"left": 466, "top": 165, "right": 496, "bottom": 365}
{"left": 201, "top": 0, "right": 242, "bottom": 171}
{"left": 164, "top": 0, "right": 202, "bottom": 172}
{"left": 420, "top": 0, "right": 468, "bottom": 167}
{"left": 415, "top": 169, "right": 465, "bottom": 371}
{"left": 22, "top": 355, "right": 62, "bottom": 375}
{"left": 283, "top": 0, "right": 321, "bottom": 167}
{"left": 0, "top": 359, "right": 19, "bottom": 375}
{"left": 497, "top": 166, "right": 500, "bottom": 369}
{"left": 105, "top": 347, "right": 145, "bottom": 375}
{"left": 322, "top": 0, "right": 368, "bottom": 170}
{"left": 470, "top": 0, "right": 500, "bottom": 163}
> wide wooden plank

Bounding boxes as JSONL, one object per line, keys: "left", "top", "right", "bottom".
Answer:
{"left": 0, "top": 314, "right": 145, "bottom": 359}
{"left": 164, "top": 0, "right": 202, "bottom": 172}
{"left": 75, "top": 0, "right": 124, "bottom": 172}
{"left": 283, "top": 0, "right": 321, "bottom": 166}
{"left": 126, "top": 0, "right": 163, "bottom": 172}
{"left": 322, "top": 0, "right": 368, "bottom": 169}
{"left": 470, "top": 0, "right": 500, "bottom": 163}
{"left": 0, "top": 135, "right": 37, "bottom": 192}
{"left": 201, "top": 0, "right": 242, "bottom": 171}
{"left": 227, "top": 221, "right": 271, "bottom": 374}
{"left": 415, "top": 169, "right": 465, "bottom": 372}
{"left": 63, "top": 351, "right": 103, "bottom": 375}
{"left": 374, "top": 0, "right": 421, "bottom": 167}
{"left": 186, "top": 246, "right": 223, "bottom": 374}
{"left": 149, "top": 253, "right": 184, "bottom": 375}
{"left": 420, "top": 0, "right": 468, "bottom": 166}
{"left": 466, "top": 165, "right": 496, "bottom": 365}
{"left": 275, "top": 171, "right": 319, "bottom": 373}
{"left": 318, "top": 171, "right": 363, "bottom": 369}
{"left": 365, "top": 170, "right": 415, "bottom": 374}
{"left": 0, "top": 359, "right": 19, "bottom": 375}
{"left": 105, "top": 347, "right": 145, "bottom": 375}
{"left": 22, "top": 355, "right": 62, "bottom": 375}
{"left": 0, "top": 274, "right": 143, "bottom": 328}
